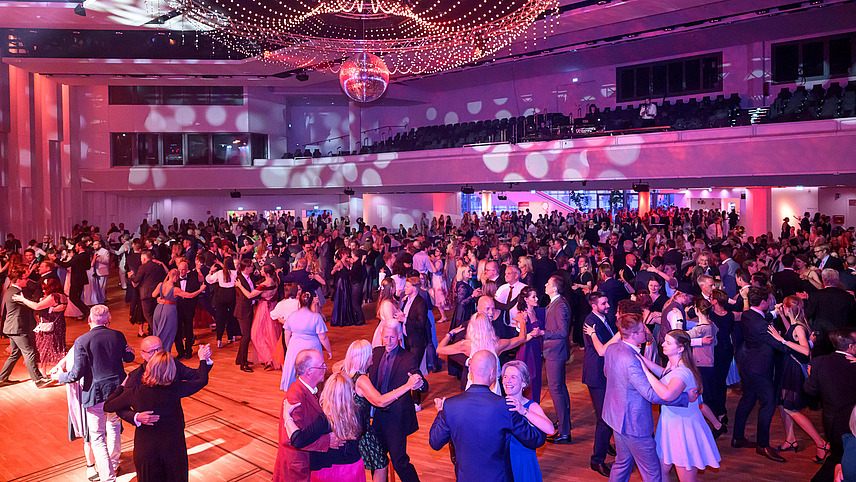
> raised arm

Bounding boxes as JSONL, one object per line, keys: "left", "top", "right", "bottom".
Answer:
{"left": 356, "top": 372, "right": 421, "bottom": 408}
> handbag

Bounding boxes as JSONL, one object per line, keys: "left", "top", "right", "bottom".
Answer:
{"left": 34, "top": 321, "right": 55, "bottom": 333}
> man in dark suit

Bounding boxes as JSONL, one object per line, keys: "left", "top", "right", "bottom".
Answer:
{"left": 176, "top": 261, "right": 203, "bottom": 359}
{"left": 814, "top": 244, "right": 845, "bottom": 272}
{"left": 772, "top": 253, "right": 805, "bottom": 302}
{"left": 369, "top": 324, "right": 428, "bottom": 482}
{"left": 806, "top": 269, "right": 856, "bottom": 356}
{"left": 401, "top": 277, "right": 430, "bottom": 403}
{"left": 52, "top": 305, "right": 135, "bottom": 482}
{"left": 731, "top": 286, "right": 788, "bottom": 462}
{"left": 54, "top": 241, "right": 91, "bottom": 318}
{"left": 282, "top": 257, "right": 321, "bottom": 296}
{"left": 582, "top": 291, "right": 615, "bottom": 477}
{"left": 234, "top": 259, "right": 257, "bottom": 372}
{"left": 130, "top": 251, "right": 167, "bottom": 331}
{"left": 598, "top": 263, "right": 631, "bottom": 326}
{"left": 544, "top": 274, "right": 572, "bottom": 444}
{"left": 532, "top": 246, "right": 557, "bottom": 304}
{"left": 429, "top": 350, "right": 545, "bottom": 481}
{"left": 804, "top": 328, "right": 856, "bottom": 482}
{"left": 273, "top": 349, "right": 334, "bottom": 482}
{"left": 662, "top": 239, "right": 683, "bottom": 271}
{"left": 0, "top": 268, "right": 51, "bottom": 388}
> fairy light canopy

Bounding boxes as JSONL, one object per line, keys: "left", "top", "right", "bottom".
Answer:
{"left": 163, "top": 0, "right": 559, "bottom": 75}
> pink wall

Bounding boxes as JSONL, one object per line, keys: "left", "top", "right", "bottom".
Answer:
{"left": 362, "top": 192, "right": 459, "bottom": 228}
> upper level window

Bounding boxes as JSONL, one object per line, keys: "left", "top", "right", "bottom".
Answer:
{"left": 616, "top": 53, "right": 722, "bottom": 102}
{"left": 772, "top": 33, "right": 855, "bottom": 83}
{"left": 108, "top": 86, "right": 244, "bottom": 105}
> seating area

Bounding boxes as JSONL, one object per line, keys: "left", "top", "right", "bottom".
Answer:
{"left": 282, "top": 83, "right": 856, "bottom": 158}
{"left": 763, "top": 81, "right": 856, "bottom": 123}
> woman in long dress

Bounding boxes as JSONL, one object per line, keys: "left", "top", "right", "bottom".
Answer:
{"left": 236, "top": 265, "right": 281, "bottom": 370}
{"left": 430, "top": 247, "right": 450, "bottom": 322}
{"left": 513, "top": 287, "right": 545, "bottom": 402}
{"left": 331, "top": 248, "right": 357, "bottom": 327}
{"left": 14, "top": 278, "right": 68, "bottom": 373}
{"left": 371, "top": 278, "right": 405, "bottom": 348}
{"left": 638, "top": 330, "right": 721, "bottom": 482}
{"left": 281, "top": 292, "right": 333, "bottom": 391}
{"left": 152, "top": 269, "right": 204, "bottom": 356}
{"left": 502, "top": 360, "right": 555, "bottom": 482}
{"left": 104, "top": 351, "right": 210, "bottom": 482}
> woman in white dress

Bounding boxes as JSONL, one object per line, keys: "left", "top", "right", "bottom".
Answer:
{"left": 639, "top": 329, "right": 721, "bottom": 482}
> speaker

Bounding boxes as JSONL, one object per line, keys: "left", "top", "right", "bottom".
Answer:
{"left": 461, "top": 186, "right": 475, "bottom": 195}
{"left": 497, "top": 194, "right": 507, "bottom": 200}
{"left": 296, "top": 72, "right": 309, "bottom": 82}
{"left": 740, "top": 193, "right": 746, "bottom": 199}
{"left": 344, "top": 188, "right": 355, "bottom": 196}
{"left": 633, "top": 183, "right": 649, "bottom": 192}
{"left": 230, "top": 191, "right": 241, "bottom": 199}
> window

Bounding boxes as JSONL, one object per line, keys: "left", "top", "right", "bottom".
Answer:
{"left": 616, "top": 53, "right": 722, "bottom": 102}
{"left": 110, "top": 132, "right": 267, "bottom": 166}
{"left": 772, "top": 33, "right": 856, "bottom": 83}
{"left": 108, "top": 86, "right": 244, "bottom": 105}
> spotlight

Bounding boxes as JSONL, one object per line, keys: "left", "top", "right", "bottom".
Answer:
{"left": 461, "top": 185, "right": 475, "bottom": 195}
{"left": 295, "top": 72, "right": 309, "bottom": 82}
{"left": 74, "top": 3, "right": 86, "bottom": 16}
{"left": 498, "top": 194, "right": 507, "bottom": 201}
{"left": 581, "top": 180, "right": 587, "bottom": 187}
{"left": 633, "top": 183, "right": 650, "bottom": 192}
{"left": 230, "top": 190, "right": 242, "bottom": 199}
{"left": 344, "top": 187, "right": 355, "bottom": 196}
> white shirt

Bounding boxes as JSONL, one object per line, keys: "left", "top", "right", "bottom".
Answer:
{"left": 665, "top": 304, "right": 685, "bottom": 331}
{"left": 271, "top": 298, "right": 300, "bottom": 323}
{"left": 299, "top": 377, "right": 318, "bottom": 395}
{"left": 495, "top": 281, "right": 527, "bottom": 326}
{"left": 622, "top": 339, "right": 642, "bottom": 353}
{"left": 93, "top": 248, "right": 110, "bottom": 276}
{"left": 206, "top": 269, "right": 238, "bottom": 288}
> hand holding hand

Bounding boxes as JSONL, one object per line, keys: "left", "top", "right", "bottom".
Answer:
{"left": 407, "top": 372, "right": 423, "bottom": 390}
{"left": 137, "top": 411, "right": 160, "bottom": 425}
{"left": 505, "top": 396, "right": 525, "bottom": 414}
{"left": 198, "top": 344, "right": 212, "bottom": 361}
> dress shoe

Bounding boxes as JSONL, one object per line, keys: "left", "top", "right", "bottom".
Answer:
{"left": 0, "top": 379, "right": 22, "bottom": 388}
{"left": 590, "top": 463, "right": 611, "bottom": 477}
{"left": 548, "top": 435, "right": 572, "bottom": 445}
{"left": 731, "top": 438, "right": 757, "bottom": 449}
{"left": 607, "top": 443, "right": 616, "bottom": 456}
{"left": 756, "top": 446, "right": 786, "bottom": 462}
{"left": 711, "top": 424, "right": 728, "bottom": 440}
{"left": 35, "top": 378, "right": 54, "bottom": 389}
{"left": 240, "top": 365, "right": 254, "bottom": 373}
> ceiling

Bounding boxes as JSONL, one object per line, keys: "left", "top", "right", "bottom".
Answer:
{"left": 0, "top": 0, "right": 848, "bottom": 90}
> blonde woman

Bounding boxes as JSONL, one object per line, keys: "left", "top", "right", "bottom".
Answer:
{"left": 283, "top": 372, "right": 365, "bottom": 481}
{"left": 339, "top": 340, "right": 423, "bottom": 482}
{"left": 104, "top": 351, "right": 211, "bottom": 482}
{"left": 437, "top": 313, "right": 533, "bottom": 394}
{"left": 371, "top": 278, "right": 405, "bottom": 348}
{"left": 769, "top": 296, "right": 829, "bottom": 461}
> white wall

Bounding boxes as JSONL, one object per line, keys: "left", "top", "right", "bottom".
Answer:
{"left": 772, "top": 187, "right": 820, "bottom": 232}
{"left": 818, "top": 187, "right": 856, "bottom": 229}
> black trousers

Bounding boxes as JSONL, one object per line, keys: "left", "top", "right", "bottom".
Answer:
{"left": 709, "top": 352, "right": 733, "bottom": 417}
{"left": 235, "top": 312, "right": 253, "bottom": 366}
{"left": 587, "top": 386, "right": 613, "bottom": 465}
{"left": 176, "top": 302, "right": 196, "bottom": 357}
{"left": 69, "top": 282, "right": 90, "bottom": 318}
{"left": 374, "top": 419, "right": 420, "bottom": 482}
{"left": 214, "top": 289, "right": 237, "bottom": 341}
{"left": 141, "top": 297, "right": 157, "bottom": 326}
{"left": 733, "top": 369, "right": 775, "bottom": 448}
{"left": 546, "top": 358, "right": 572, "bottom": 437}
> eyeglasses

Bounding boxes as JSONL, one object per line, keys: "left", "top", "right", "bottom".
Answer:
{"left": 307, "top": 364, "right": 328, "bottom": 371}
{"left": 141, "top": 347, "right": 162, "bottom": 355}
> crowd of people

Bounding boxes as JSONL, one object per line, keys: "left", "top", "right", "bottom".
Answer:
{"left": 2, "top": 205, "right": 856, "bottom": 482}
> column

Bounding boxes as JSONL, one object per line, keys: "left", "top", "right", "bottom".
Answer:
{"left": 743, "top": 187, "right": 771, "bottom": 238}
{"left": 349, "top": 101, "right": 360, "bottom": 154}
{"left": 638, "top": 191, "right": 651, "bottom": 216}
{"left": 481, "top": 191, "right": 493, "bottom": 213}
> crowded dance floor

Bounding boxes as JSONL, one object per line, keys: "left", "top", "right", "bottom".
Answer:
{"left": 1, "top": 207, "right": 854, "bottom": 482}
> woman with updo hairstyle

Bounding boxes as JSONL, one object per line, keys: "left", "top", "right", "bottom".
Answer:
{"left": 331, "top": 247, "right": 357, "bottom": 327}
{"left": 514, "top": 286, "right": 545, "bottom": 401}
{"left": 372, "top": 278, "right": 405, "bottom": 348}
{"left": 280, "top": 291, "right": 332, "bottom": 391}
{"left": 104, "top": 351, "right": 210, "bottom": 482}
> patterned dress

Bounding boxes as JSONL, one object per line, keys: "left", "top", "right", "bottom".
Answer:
{"left": 353, "top": 372, "right": 388, "bottom": 471}
{"left": 35, "top": 293, "right": 67, "bottom": 365}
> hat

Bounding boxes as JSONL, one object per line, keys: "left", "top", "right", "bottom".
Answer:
{"left": 676, "top": 280, "right": 695, "bottom": 294}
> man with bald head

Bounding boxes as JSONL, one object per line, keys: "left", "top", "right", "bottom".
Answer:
{"left": 430, "top": 350, "right": 545, "bottom": 481}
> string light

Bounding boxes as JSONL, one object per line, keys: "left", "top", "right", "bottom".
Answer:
{"left": 154, "top": 0, "right": 558, "bottom": 75}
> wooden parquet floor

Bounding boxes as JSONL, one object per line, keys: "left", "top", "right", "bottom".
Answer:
{"left": 0, "top": 277, "right": 821, "bottom": 481}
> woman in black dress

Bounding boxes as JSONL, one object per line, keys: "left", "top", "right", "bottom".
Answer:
{"left": 104, "top": 351, "right": 211, "bottom": 482}
{"left": 331, "top": 248, "right": 356, "bottom": 327}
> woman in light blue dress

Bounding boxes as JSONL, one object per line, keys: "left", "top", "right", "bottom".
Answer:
{"left": 639, "top": 329, "right": 721, "bottom": 482}
{"left": 152, "top": 269, "right": 204, "bottom": 355}
{"left": 502, "top": 360, "right": 554, "bottom": 482}
{"left": 280, "top": 292, "right": 333, "bottom": 390}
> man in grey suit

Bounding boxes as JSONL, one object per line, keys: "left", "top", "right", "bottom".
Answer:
{"left": 603, "top": 313, "right": 694, "bottom": 482}
{"left": 543, "top": 274, "right": 572, "bottom": 444}
{"left": 0, "top": 267, "right": 51, "bottom": 388}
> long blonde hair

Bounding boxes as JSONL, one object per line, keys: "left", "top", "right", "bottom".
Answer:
{"left": 342, "top": 340, "right": 372, "bottom": 377}
{"left": 466, "top": 313, "right": 498, "bottom": 355}
{"left": 319, "top": 372, "right": 361, "bottom": 441}
{"left": 143, "top": 351, "right": 176, "bottom": 387}
{"left": 782, "top": 296, "right": 810, "bottom": 332}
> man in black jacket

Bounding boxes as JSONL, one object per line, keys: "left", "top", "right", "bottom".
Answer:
{"left": 176, "top": 261, "right": 203, "bottom": 359}
{"left": 0, "top": 268, "right": 51, "bottom": 388}
{"left": 806, "top": 269, "right": 856, "bottom": 356}
{"left": 54, "top": 242, "right": 91, "bottom": 318}
{"left": 369, "top": 324, "right": 428, "bottom": 482}
{"left": 804, "top": 328, "right": 856, "bottom": 482}
{"left": 130, "top": 251, "right": 168, "bottom": 331}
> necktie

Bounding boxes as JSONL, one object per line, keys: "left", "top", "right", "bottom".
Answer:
{"left": 505, "top": 286, "right": 514, "bottom": 327}
{"left": 602, "top": 317, "right": 615, "bottom": 337}
{"left": 378, "top": 351, "right": 392, "bottom": 393}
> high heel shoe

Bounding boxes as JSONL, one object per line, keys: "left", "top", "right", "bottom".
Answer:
{"left": 776, "top": 440, "right": 800, "bottom": 452}
{"left": 813, "top": 443, "right": 830, "bottom": 464}
{"left": 217, "top": 340, "right": 224, "bottom": 348}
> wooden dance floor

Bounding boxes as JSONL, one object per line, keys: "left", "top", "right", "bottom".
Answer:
{"left": 0, "top": 279, "right": 821, "bottom": 481}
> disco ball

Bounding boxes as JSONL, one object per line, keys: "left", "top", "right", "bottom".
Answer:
{"left": 339, "top": 53, "right": 390, "bottom": 103}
